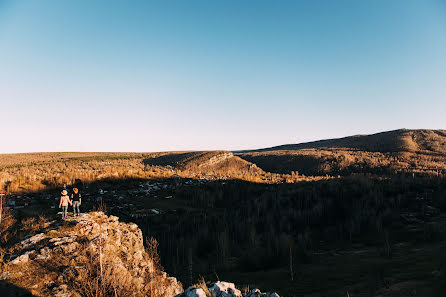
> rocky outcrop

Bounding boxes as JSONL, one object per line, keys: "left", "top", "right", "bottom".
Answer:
{"left": 1, "top": 212, "right": 280, "bottom": 297}
{"left": 177, "top": 281, "right": 280, "bottom": 297}
{"left": 1, "top": 212, "right": 182, "bottom": 297}
{"left": 197, "top": 152, "right": 234, "bottom": 168}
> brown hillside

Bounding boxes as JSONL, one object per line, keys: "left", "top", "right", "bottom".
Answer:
{"left": 253, "top": 129, "right": 446, "bottom": 154}
{"left": 238, "top": 129, "right": 446, "bottom": 175}
{"left": 143, "top": 151, "right": 264, "bottom": 176}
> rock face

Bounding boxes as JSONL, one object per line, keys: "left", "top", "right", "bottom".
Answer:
{"left": 2, "top": 212, "right": 183, "bottom": 297}
{"left": 197, "top": 152, "right": 234, "bottom": 168}
{"left": 177, "top": 281, "right": 280, "bottom": 297}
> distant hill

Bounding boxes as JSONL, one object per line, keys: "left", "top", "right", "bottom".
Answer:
{"left": 238, "top": 129, "right": 446, "bottom": 175}
{"left": 143, "top": 151, "right": 264, "bottom": 176}
{"left": 251, "top": 129, "right": 446, "bottom": 154}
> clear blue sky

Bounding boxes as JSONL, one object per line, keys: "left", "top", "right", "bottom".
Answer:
{"left": 0, "top": 0, "right": 445, "bottom": 153}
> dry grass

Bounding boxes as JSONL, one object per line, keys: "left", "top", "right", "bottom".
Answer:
{"left": 20, "top": 216, "right": 48, "bottom": 234}
{"left": 193, "top": 277, "right": 214, "bottom": 297}
{"left": 0, "top": 151, "right": 333, "bottom": 195}
{"left": 0, "top": 208, "right": 16, "bottom": 244}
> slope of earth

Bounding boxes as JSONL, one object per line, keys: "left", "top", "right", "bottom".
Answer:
{"left": 238, "top": 129, "right": 446, "bottom": 175}
{"left": 143, "top": 151, "right": 264, "bottom": 176}
{"left": 252, "top": 129, "right": 446, "bottom": 154}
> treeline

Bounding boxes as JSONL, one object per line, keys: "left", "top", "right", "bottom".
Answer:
{"left": 136, "top": 174, "right": 446, "bottom": 285}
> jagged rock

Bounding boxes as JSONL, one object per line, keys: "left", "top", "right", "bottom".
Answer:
{"left": 21, "top": 233, "right": 46, "bottom": 249}
{"left": 10, "top": 250, "right": 34, "bottom": 265}
{"left": 179, "top": 283, "right": 280, "bottom": 297}
{"left": 177, "top": 287, "right": 207, "bottom": 297}
{"left": 210, "top": 281, "right": 243, "bottom": 297}
{"left": 35, "top": 246, "right": 51, "bottom": 260}
{"left": 52, "top": 284, "right": 69, "bottom": 297}
{"left": 5, "top": 212, "right": 183, "bottom": 297}
{"left": 50, "top": 236, "right": 75, "bottom": 246}
{"left": 245, "top": 288, "right": 280, "bottom": 297}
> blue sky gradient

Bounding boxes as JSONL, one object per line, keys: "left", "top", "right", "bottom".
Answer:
{"left": 1, "top": 0, "right": 445, "bottom": 153}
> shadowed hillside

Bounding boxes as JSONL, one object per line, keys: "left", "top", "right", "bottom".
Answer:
{"left": 238, "top": 129, "right": 446, "bottom": 175}
{"left": 250, "top": 129, "right": 446, "bottom": 154}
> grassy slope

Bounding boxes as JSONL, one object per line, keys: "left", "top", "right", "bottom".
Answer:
{"left": 237, "top": 129, "right": 446, "bottom": 175}
{"left": 250, "top": 129, "right": 446, "bottom": 154}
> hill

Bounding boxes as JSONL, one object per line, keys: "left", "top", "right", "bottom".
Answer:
{"left": 238, "top": 129, "right": 446, "bottom": 175}
{"left": 143, "top": 151, "right": 264, "bottom": 176}
{"left": 248, "top": 129, "right": 446, "bottom": 154}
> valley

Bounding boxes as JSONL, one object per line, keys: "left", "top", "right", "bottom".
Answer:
{"left": 1, "top": 129, "right": 446, "bottom": 297}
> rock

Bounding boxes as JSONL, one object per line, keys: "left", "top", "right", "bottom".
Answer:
{"left": 21, "top": 233, "right": 46, "bottom": 249}
{"left": 5, "top": 211, "right": 183, "bottom": 296}
{"left": 10, "top": 250, "right": 34, "bottom": 265}
{"left": 49, "top": 236, "right": 74, "bottom": 246}
{"left": 180, "top": 283, "right": 280, "bottom": 297}
{"left": 108, "top": 215, "right": 119, "bottom": 222}
{"left": 177, "top": 287, "right": 207, "bottom": 297}
{"left": 210, "top": 281, "right": 243, "bottom": 297}
{"left": 245, "top": 289, "right": 261, "bottom": 297}
{"left": 244, "top": 288, "right": 280, "bottom": 297}
{"left": 35, "top": 247, "right": 51, "bottom": 260}
{"left": 52, "top": 284, "right": 69, "bottom": 297}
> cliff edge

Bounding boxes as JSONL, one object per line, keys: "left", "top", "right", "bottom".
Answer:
{"left": 0, "top": 212, "right": 182, "bottom": 297}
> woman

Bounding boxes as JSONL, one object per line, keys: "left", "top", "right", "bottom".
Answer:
{"left": 59, "top": 190, "right": 72, "bottom": 219}
{"left": 71, "top": 188, "right": 82, "bottom": 216}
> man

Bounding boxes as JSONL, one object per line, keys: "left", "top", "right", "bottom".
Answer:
{"left": 71, "top": 188, "right": 82, "bottom": 216}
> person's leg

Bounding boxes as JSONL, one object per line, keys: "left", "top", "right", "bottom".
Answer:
{"left": 77, "top": 202, "right": 80, "bottom": 215}
{"left": 73, "top": 202, "right": 77, "bottom": 216}
{"left": 63, "top": 206, "right": 68, "bottom": 219}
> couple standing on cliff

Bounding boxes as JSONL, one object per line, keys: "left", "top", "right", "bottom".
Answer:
{"left": 59, "top": 188, "right": 82, "bottom": 219}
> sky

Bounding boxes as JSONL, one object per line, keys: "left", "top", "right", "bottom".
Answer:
{"left": 0, "top": 0, "right": 445, "bottom": 153}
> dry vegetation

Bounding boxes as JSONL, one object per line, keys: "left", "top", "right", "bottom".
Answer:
{"left": 239, "top": 129, "right": 446, "bottom": 176}
{"left": 255, "top": 129, "right": 446, "bottom": 153}
{"left": 0, "top": 151, "right": 330, "bottom": 194}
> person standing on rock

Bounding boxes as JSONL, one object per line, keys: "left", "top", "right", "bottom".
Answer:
{"left": 71, "top": 188, "right": 82, "bottom": 216}
{"left": 59, "top": 190, "right": 72, "bottom": 219}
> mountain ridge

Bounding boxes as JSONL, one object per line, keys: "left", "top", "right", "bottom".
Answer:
{"left": 237, "top": 129, "right": 446, "bottom": 175}
{"left": 241, "top": 129, "right": 446, "bottom": 154}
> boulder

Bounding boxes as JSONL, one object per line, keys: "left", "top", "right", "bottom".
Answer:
{"left": 245, "top": 288, "right": 280, "bottom": 297}
{"left": 21, "top": 233, "right": 46, "bottom": 249}
{"left": 10, "top": 250, "right": 34, "bottom": 265}
{"left": 210, "top": 281, "right": 243, "bottom": 297}
{"left": 174, "top": 287, "right": 206, "bottom": 297}
{"left": 180, "top": 283, "right": 281, "bottom": 297}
